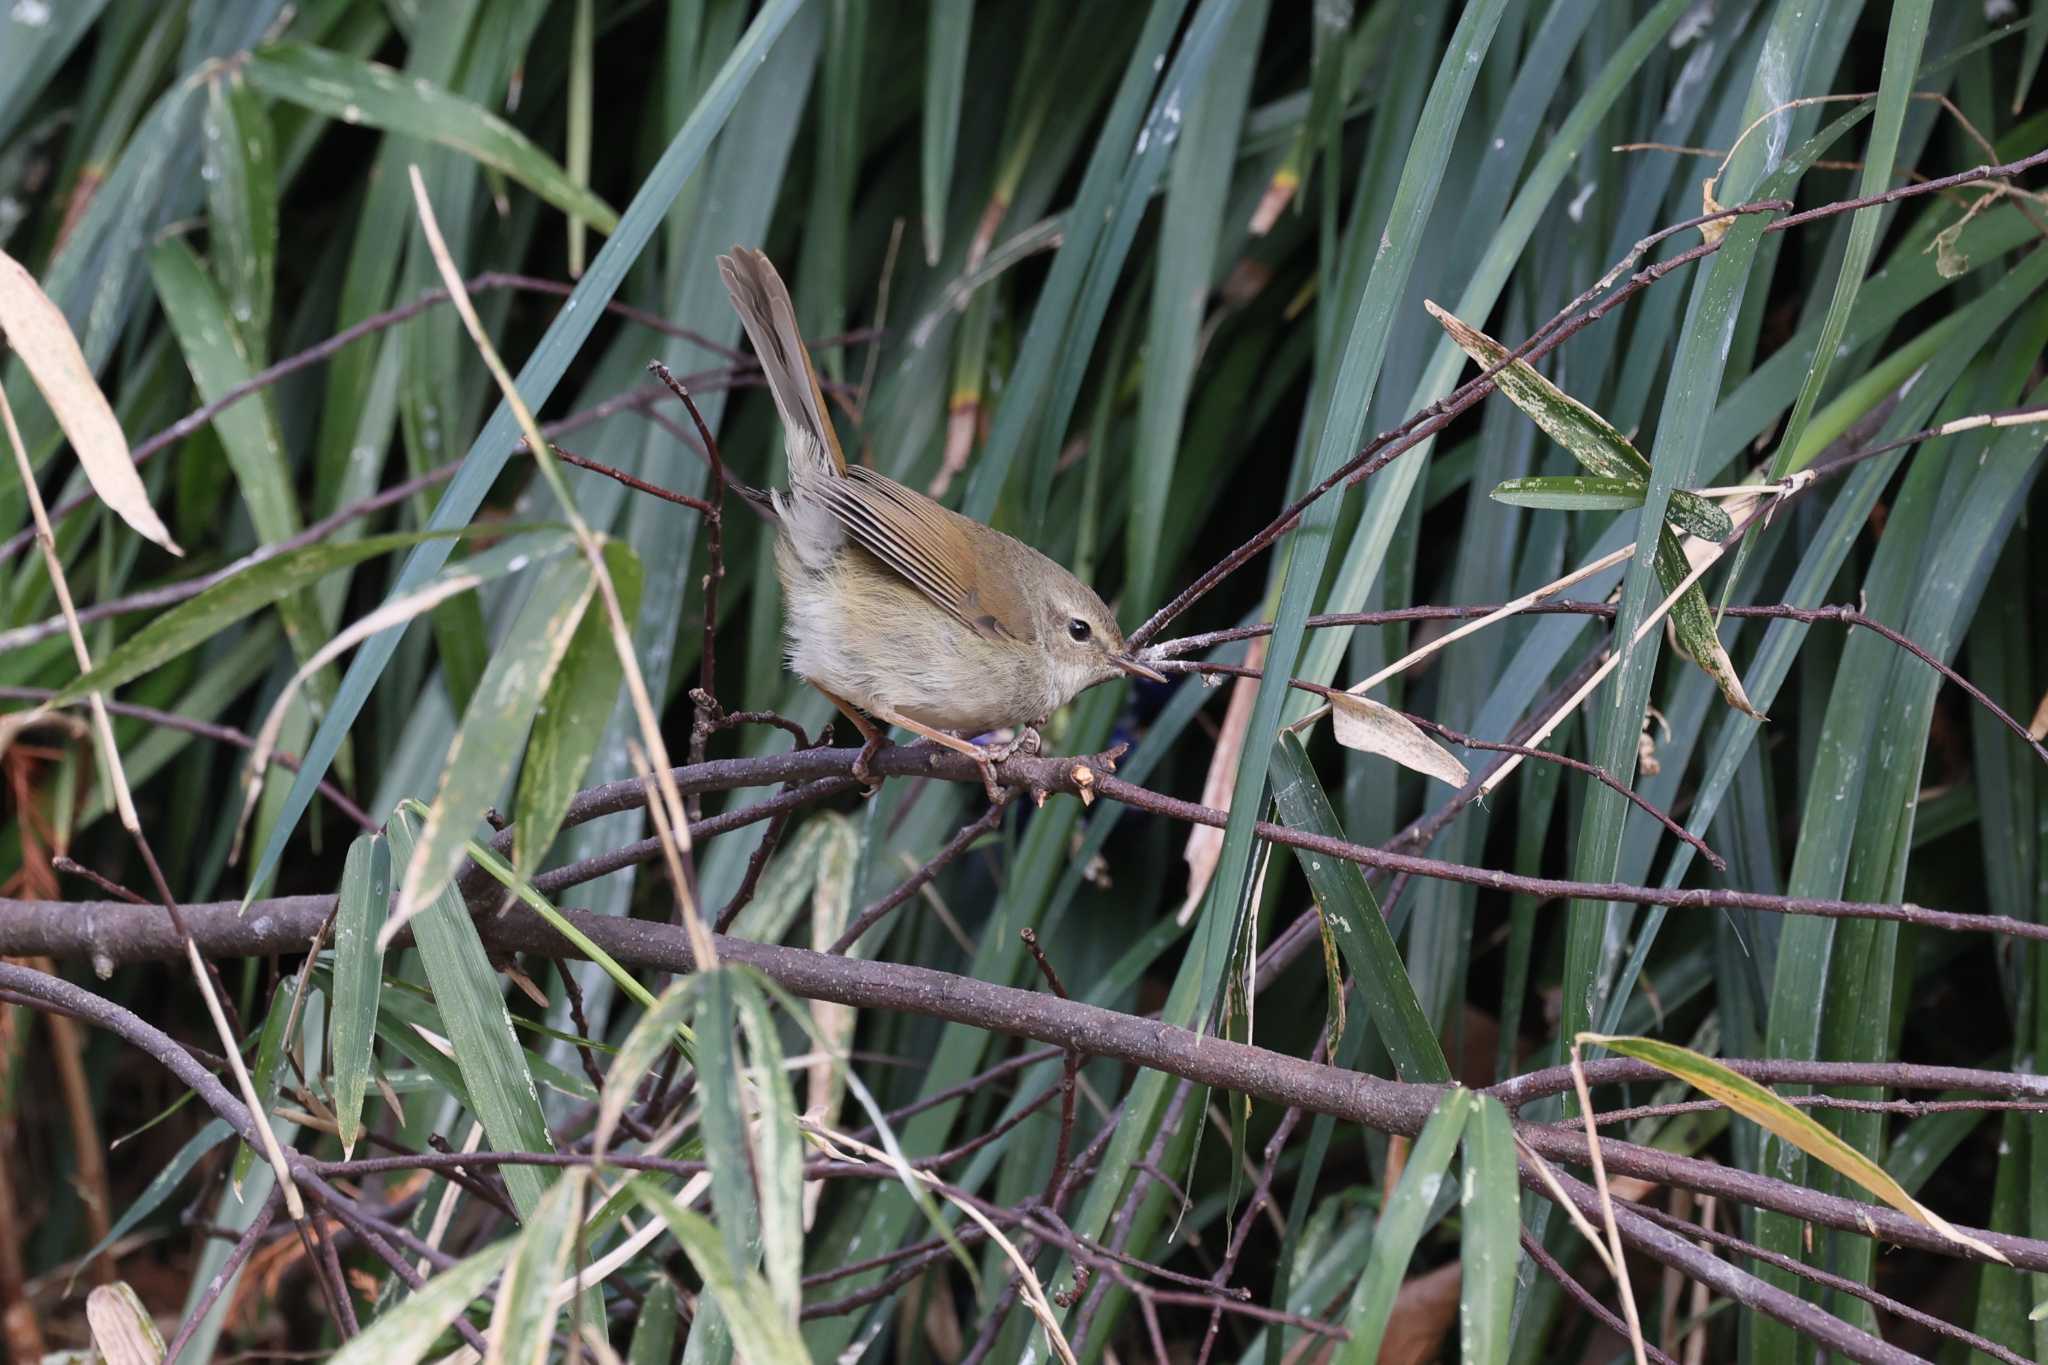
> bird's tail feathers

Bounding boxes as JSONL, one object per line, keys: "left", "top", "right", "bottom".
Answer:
{"left": 717, "top": 247, "right": 848, "bottom": 484}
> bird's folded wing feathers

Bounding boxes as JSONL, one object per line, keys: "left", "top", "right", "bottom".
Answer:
{"left": 825, "top": 468, "right": 1028, "bottom": 643}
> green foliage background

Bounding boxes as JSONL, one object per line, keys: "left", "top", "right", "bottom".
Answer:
{"left": 2, "top": 0, "right": 2045, "bottom": 1359}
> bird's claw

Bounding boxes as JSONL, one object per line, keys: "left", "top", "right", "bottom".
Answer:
{"left": 851, "top": 734, "right": 889, "bottom": 796}
{"left": 972, "top": 752, "right": 1004, "bottom": 804}
{"left": 983, "top": 725, "right": 1041, "bottom": 763}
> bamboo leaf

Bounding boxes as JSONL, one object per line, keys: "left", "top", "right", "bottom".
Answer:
{"left": 1654, "top": 527, "right": 1763, "bottom": 719}
{"left": 488, "top": 1167, "right": 588, "bottom": 1365}
{"left": 1488, "top": 474, "right": 1649, "bottom": 514}
{"left": 1427, "top": 299, "right": 1730, "bottom": 544}
{"left": 594, "top": 978, "right": 697, "bottom": 1158}
{"left": 85, "top": 1281, "right": 165, "bottom": 1365}
{"left": 229, "top": 975, "right": 298, "bottom": 1195}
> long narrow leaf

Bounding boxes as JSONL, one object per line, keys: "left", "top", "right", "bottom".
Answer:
{"left": 242, "top": 43, "right": 619, "bottom": 234}
{"left": 243, "top": 0, "right": 808, "bottom": 911}
{"left": 389, "top": 808, "right": 555, "bottom": 1218}
{"left": 1334, "top": 1089, "right": 1474, "bottom": 1364}
{"left": 331, "top": 832, "right": 390, "bottom": 1159}
{"left": 1270, "top": 733, "right": 1452, "bottom": 1083}
{"left": 393, "top": 552, "right": 596, "bottom": 930}
{"left": 1584, "top": 1032, "right": 2006, "bottom": 1262}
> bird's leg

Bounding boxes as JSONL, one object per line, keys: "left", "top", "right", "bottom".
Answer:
{"left": 871, "top": 708, "right": 1007, "bottom": 803}
{"left": 810, "top": 683, "right": 886, "bottom": 793}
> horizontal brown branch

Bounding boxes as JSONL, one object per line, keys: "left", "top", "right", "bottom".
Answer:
{"left": 6, "top": 894, "right": 2047, "bottom": 1278}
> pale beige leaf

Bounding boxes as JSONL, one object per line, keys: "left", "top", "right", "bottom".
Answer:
{"left": 85, "top": 1282, "right": 165, "bottom": 1365}
{"left": 1181, "top": 637, "right": 1265, "bottom": 925}
{"left": 0, "top": 249, "right": 181, "bottom": 555}
{"left": 1329, "top": 693, "right": 1470, "bottom": 789}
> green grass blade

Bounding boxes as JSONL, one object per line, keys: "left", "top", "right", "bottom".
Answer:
{"left": 1126, "top": 0, "right": 1265, "bottom": 607}
{"left": 730, "top": 976, "right": 804, "bottom": 1326}
{"left": 695, "top": 970, "right": 764, "bottom": 1297}
{"left": 388, "top": 807, "right": 554, "bottom": 1218}
{"left": 1721, "top": 0, "right": 1932, "bottom": 608}
{"left": 2019, "top": 2, "right": 2048, "bottom": 116}
{"left": 241, "top": 0, "right": 806, "bottom": 906}
{"left": 514, "top": 540, "right": 640, "bottom": 876}
{"left": 42, "top": 529, "right": 478, "bottom": 708}
{"left": 1291, "top": 0, "right": 1692, "bottom": 698}
{"left": 920, "top": 0, "right": 974, "bottom": 266}
{"left": 1015, "top": 0, "right": 1243, "bottom": 533}
{"left": 1459, "top": 1095, "right": 1518, "bottom": 1365}
{"left": 1560, "top": 13, "right": 1849, "bottom": 1058}
{"left": 393, "top": 553, "right": 595, "bottom": 926}
{"left": 1202, "top": 0, "right": 1507, "bottom": 1031}
{"left": 490, "top": 1168, "right": 588, "bottom": 1365}
{"left": 958, "top": 0, "right": 1189, "bottom": 526}
{"left": 1334, "top": 1089, "right": 1474, "bottom": 1363}
{"left": 326, "top": 1235, "right": 513, "bottom": 1365}
{"left": 68, "top": 1118, "right": 232, "bottom": 1290}
{"left": 566, "top": 0, "right": 595, "bottom": 276}
{"left": 1270, "top": 733, "right": 1452, "bottom": 1083}
{"left": 627, "top": 1278, "right": 680, "bottom": 1363}
{"left": 148, "top": 238, "right": 322, "bottom": 659}
{"left": 0, "top": 0, "right": 111, "bottom": 149}
{"left": 331, "top": 831, "right": 390, "bottom": 1159}
{"left": 242, "top": 42, "right": 620, "bottom": 234}
{"left": 202, "top": 68, "right": 278, "bottom": 351}
{"left": 634, "top": 1178, "right": 811, "bottom": 1363}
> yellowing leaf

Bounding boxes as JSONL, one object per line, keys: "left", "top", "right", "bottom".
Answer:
{"left": 0, "top": 248, "right": 181, "bottom": 555}
{"left": 1328, "top": 693, "right": 1470, "bottom": 789}
{"left": 1581, "top": 1032, "right": 2008, "bottom": 1263}
{"left": 1698, "top": 177, "right": 1732, "bottom": 246}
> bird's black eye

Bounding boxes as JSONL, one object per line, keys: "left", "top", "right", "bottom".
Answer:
{"left": 1067, "top": 618, "right": 1092, "bottom": 642}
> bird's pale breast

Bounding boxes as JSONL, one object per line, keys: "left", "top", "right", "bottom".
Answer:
{"left": 776, "top": 535, "right": 1056, "bottom": 736}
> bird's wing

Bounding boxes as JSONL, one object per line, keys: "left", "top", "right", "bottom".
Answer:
{"left": 823, "top": 467, "right": 1032, "bottom": 643}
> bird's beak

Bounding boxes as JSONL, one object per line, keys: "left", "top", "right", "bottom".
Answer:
{"left": 1112, "top": 653, "right": 1168, "bottom": 684}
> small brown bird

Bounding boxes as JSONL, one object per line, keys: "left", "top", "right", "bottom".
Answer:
{"left": 718, "top": 247, "right": 1163, "bottom": 798}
